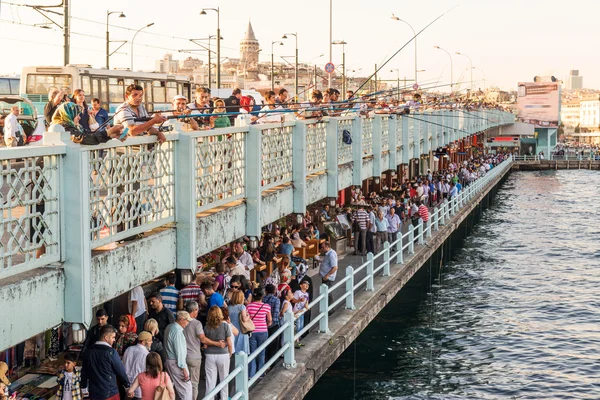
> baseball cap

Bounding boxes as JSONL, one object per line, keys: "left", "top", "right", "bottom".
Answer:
{"left": 172, "top": 95, "right": 187, "bottom": 102}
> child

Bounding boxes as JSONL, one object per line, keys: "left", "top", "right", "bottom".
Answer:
{"left": 213, "top": 262, "right": 227, "bottom": 296}
{"left": 291, "top": 280, "right": 310, "bottom": 348}
{"left": 56, "top": 352, "right": 82, "bottom": 400}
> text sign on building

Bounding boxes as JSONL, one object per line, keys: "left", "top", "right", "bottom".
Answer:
{"left": 516, "top": 82, "right": 559, "bottom": 128}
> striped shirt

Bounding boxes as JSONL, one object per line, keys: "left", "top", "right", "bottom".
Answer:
{"left": 352, "top": 209, "right": 369, "bottom": 230}
{"left": 114, "top": 101, "right": 150, "bottom": 132}
{"left": 179, "top": 283, "right": 201, "bottom": 305}
{"left": 247, "top": 302, "right": 271, "bottom": 333}
{"left": 160, "top": 285, "right": 179, "bottom": 315}
{"left": 418, "top": 205, "right": 429, "bottom": 222}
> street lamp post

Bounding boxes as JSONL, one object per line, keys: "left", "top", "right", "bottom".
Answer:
{"left": 131, "top": 22, "right": 154, "bottom": 71}
{"left": 434, "top": 46, "right": 453, "bottom": 94}
{"left": 391, "top": 14, "right": 418, "bottom": 84}
{"left": 106, "top": 11, "right": 125, "bottom": 69}
{"left": 200, "top": 8, "right": 221, "bottom": 88}
{"left": 332, "top": 40, "right": 347, "bottom": 99}
{"left": 271, "top": 41, "right": 283, "bottom": 91}
{"left": 455, "top": 52, "right": 473, "bottom": 92}
{"left": 282, "top": 33, "right": 298, "bottom": 100}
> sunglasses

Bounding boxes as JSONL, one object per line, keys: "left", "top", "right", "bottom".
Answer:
{"left": 231, "top": 285, "right": 240, "bottom": 289}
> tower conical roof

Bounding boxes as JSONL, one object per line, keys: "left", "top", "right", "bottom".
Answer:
{"left": 244, "top": 20, "right": 257, "bottom": 41}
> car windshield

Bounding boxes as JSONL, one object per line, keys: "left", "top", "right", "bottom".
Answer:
{"left": 0, "top": 99, "right": 36, "bottom": 118}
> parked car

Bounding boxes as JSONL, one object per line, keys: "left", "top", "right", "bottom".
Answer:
{"left": 0, "top": 96, "right": 46, "bottom": 145}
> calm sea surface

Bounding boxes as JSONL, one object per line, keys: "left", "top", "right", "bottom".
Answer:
{"left": 306, "top": 170, "right": 600, "bottom": 400}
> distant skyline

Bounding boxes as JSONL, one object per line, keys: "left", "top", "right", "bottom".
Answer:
{"left": 1, "top": 0, "right": 599, "bottom": 92}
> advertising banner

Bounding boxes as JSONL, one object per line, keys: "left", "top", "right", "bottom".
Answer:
{"left": 516, "top": 82, "right": 559, "bottom": 127}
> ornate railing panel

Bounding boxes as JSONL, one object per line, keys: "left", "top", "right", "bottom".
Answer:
{"left": 0, "top": 148, "right": 62, "bottom": 277}
{"left": 362, "top": 117, "right": 373, "bottom": 157}
{"left": 195, "top": 131, "right": 246, "bottom": 212}
{"left": 381, "top": 116, "right": 390, "bottom": 153}
{"left": 88, "top": 141, "right": 175, "bottom": 247}
{"left": 306, "top": 122, "right": 327, "bottom": 174}
{"left": 261, "top": 125, "right": 293, "bottom": 190}
{"left": 337, "top": 118, "right": 354, "bottom": 165}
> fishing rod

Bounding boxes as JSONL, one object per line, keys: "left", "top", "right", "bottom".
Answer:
{"left": 353, "top": 5, "right": 459, "bottom": 95}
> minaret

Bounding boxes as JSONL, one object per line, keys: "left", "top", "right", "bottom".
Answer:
{"left": 240, "top": 20, "right": 259, "bottom": 80}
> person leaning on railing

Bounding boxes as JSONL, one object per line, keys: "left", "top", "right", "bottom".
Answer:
{"left": 52, "top": 102, "right": 124, "bottom": 145}
{"left": 114, "top": 84, "right": 167, "bottom": 144}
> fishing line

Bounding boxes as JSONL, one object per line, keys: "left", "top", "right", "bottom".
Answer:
{"left": 353, "top": 5, "right": 459, "bottom": 95}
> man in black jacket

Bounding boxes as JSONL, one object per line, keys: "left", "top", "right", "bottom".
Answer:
{"left": 81, "top": 309, "right": 109, "bottom": 356}
{"left": 224, "top": 88, "right": 242, "bottom": 124}
{"left": 81, "top": 325, "right": 130, "bottom": 400}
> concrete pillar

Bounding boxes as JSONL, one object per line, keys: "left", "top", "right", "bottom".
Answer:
{"left": 292, "top": 121, "right": 308, "bottom": 213}
{"left": 246, "top": 125, "right": 262, "bottom": 237}
{"left": 352, "top": 117, "right": 363, "bottom": 186}
{"left": 326, "top": 118, "right": 339, "bottom": 198}
{"left": 175, "top": 133, "right": 197, "bottom": 272}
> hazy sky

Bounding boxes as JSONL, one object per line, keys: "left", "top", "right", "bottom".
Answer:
{"left": 1, "top": 0, "right": 599, "bottom": 92}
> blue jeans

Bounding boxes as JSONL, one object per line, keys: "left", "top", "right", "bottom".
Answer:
{"left": 295, "top": 314, "right": 305, "bottom": 334}
{"left": 249, "top": 331, "right": 268, "bottom": 377}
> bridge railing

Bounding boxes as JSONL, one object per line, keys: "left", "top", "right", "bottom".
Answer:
{"left": 205, "top": 156, "right": 514, "bottom": 400}
{"left": 0, "top": 145, "right": 64, "bottom": 279}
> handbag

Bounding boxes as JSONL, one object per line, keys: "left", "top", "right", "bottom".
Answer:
{"left": 154, "top": 372, "right": 170, "bottom": 400}
{"left": 239, "top": 307, "right": 256, "bottom": 334}
{"left": 241, "top": 303, "right": 266, "bottom": 334}
{"left": 88, "top": 112, "right": 99, "bottom": 131}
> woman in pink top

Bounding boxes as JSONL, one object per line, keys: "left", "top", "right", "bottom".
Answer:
{"left": 246, "top": 287, "right": 272, "bottom": 378}
{"left": 127, "top": 352, "right": 175, "bottom": 400}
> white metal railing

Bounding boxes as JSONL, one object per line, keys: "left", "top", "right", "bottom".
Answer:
{"left": 305, "top": 121, "right": 327, "bottom": 174}
{"left": 361, "top": 117, "right": 373, "bottom": 157}
{"left": 260, "top": 123, "right": 294, "bottom": 190}
{"left": 0, "top": 145, "right": 64, "bottom": 278}
{"left": 194, "top": 128, "right": 247, "bottom": 213}
{"left": 336, "top": 117, "right": 354, "bottom": 165}
{"left": 87, "top": 137, "right": 176, "bottom": 247}
{"left": 380, "top": 115, "right": 390, "bottom": 153}
{"left": 204, "top": 156, "right": 514, "bottom": 400}
{"left": 512, "top": 155, "right": 540, "bottom": 162}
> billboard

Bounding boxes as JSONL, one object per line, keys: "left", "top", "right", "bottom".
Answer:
{"left": 516, "top": 82, "right": 559, "bottom": 127}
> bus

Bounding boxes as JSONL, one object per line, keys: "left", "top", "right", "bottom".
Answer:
{"left": 20, "top": 65, "right": 192, "bottom": 114}
{"left": 0, "top": 77, "right": 20, "bottom": 95}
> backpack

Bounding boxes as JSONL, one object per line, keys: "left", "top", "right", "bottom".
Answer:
{"left": 342, "top": 129, "right": 352, "bottom": 145}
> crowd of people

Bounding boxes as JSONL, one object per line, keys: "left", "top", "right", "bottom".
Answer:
{"left": 326, "top": 153, "right": 509, "bottom": 256}
{"left": 29, "top": 82, "right": 511, "bottom": 147}
{"left": 67, "top": 219, "right": 338, "bottom": 400}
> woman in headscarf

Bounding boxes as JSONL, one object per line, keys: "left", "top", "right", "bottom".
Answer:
{"left": 52, "top": 102, "right": 123, "bottom": 145}
{"left": 115, "top": 314, "right": 138, "bottom": 357}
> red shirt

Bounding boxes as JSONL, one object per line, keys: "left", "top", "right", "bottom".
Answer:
{"left": 418, "top": 205, "right": 429, "bottom": 222}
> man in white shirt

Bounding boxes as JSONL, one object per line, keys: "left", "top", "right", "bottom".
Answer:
{"left": 122, "top": 332, "right": 152, "bottom": 400}
{"left": 4, "top": 106, "right": 24, "bottom": 147}
{"left": 129, "top": 286, "right": 147, "bottom": 334}
{"left": 233, "top": 241, "right": 254, "bottom": 280}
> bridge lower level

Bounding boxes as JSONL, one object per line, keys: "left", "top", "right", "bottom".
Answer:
{"left": 0, "top": 110, "right": 512, "bottom": 356}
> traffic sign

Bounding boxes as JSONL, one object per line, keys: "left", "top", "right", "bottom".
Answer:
{"left": 412, "top": 83, "right": 419, "bottom": 90}
{"left": 324, "top": 62, "right": 335, "bottom": 74}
